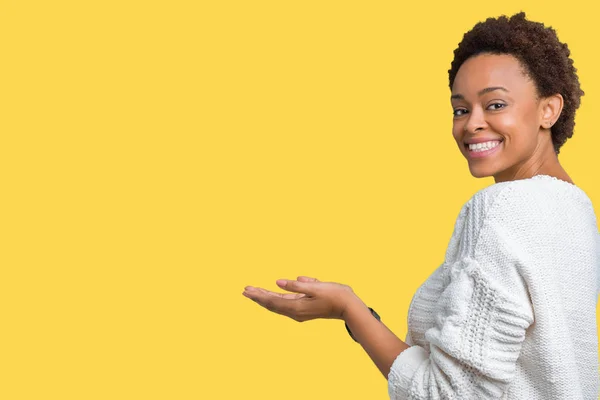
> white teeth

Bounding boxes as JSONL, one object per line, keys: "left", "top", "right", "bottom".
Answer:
{"left": 468, "top": 140, "right": 501, "bottom": 152}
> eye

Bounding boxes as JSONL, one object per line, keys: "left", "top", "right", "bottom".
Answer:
{"left": 453, "top": 108, "right": 468, "bottom": 117}
{"left": 487, "top": 103, "right": 506, "bottom": 111}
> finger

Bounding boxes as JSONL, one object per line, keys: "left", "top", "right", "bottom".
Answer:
{"left": 297, "top": 276, "right": 320, "bottom": 282}
{"left": 244, "top": 288, "right": 298, "bottom": 317}
{"left": 255, "top": 287, "right": 305, "bottom": 300}
{"left": 276, "top": 279, "right": 318, "bottom": 296}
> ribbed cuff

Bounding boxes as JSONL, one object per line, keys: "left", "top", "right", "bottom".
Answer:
{"left": 388, "top": 346, "right": 429, "bottom": 400}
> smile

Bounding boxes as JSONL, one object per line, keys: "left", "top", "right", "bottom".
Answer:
{"left": 466, "top": 140, "right": 503, "bottom": 159}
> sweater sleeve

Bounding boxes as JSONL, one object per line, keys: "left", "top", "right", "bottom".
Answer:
{"left": 388, "top": 186, "right": 535, "bottom": 399}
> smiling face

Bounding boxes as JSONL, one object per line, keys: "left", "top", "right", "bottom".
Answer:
{"left": 451, "top": 53, "right": 560, "bottom": 182}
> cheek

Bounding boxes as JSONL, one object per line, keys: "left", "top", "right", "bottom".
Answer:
{"left": 493, "top": 113, "right": 517, "bottom": 130}
{"left": 451, "top": 123, "right": 463, "bottom": 142}
{"left": 494, "top": 106, "right": 535, "bottom": 138}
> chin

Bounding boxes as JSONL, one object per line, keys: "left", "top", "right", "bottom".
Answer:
{"left": 468, "top": 165, "right": 496, "bottom": 179}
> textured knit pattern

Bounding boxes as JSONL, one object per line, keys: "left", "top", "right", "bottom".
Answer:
{"left": 388, "top": 175, "right": 600, "bottom": 400}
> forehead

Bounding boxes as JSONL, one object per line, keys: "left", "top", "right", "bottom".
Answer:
{"left": 452, "top": 53, "right": 535, "bottom": 95}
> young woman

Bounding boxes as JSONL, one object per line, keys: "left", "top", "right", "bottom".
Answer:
{"left": 242, "top": 12, "right": 599, "bottom": 399}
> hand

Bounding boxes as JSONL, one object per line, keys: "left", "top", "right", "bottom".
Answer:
{"left": 242, "top": 276, "right": 357, "bottom": 322}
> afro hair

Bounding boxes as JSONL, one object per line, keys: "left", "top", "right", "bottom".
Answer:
{"left": 448, "top": 12, "right": 584, "bottom": 154}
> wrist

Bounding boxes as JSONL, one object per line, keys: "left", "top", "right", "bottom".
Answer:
{"left": 341, "top": 292, "right": 367, "bottom": 322}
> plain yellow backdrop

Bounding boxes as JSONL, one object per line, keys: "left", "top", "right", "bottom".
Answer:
{"left": 1, "top": 1, "right": 598, "bottom": 399}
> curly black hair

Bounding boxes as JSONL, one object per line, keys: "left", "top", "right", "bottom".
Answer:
{"left": 448, "top": 12, "right": 584, "bottom": 155}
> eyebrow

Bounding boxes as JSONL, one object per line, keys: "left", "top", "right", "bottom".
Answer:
{"left": 450, "top": 86, "right": 509, "bottom": 100}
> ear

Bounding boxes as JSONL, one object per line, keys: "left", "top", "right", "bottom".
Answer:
{"left": 540, "top": 93, "right": 564, "bottom": 129}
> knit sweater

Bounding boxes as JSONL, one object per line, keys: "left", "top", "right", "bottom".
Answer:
{"left": 387, "top": 175, "right": 600, "bottom": 400}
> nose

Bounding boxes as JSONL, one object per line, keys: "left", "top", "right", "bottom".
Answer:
{"left": 463, "top": 106, "right": 487, "bottom": 134}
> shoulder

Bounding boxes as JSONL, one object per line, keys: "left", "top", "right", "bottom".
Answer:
{"left": 446, "top": 176, "right": 594, "bottom": 261}
{"left": 456, "top": 180, "right": 521, "bottom": 233}
{"left": 467, "top": 177, "right": 571, "bottom": 219}
{"left": 456, "top": 178, "right": 562, "bottom": 246}
{"left": 465, "top": 177, "right": 597, "bottom": 250}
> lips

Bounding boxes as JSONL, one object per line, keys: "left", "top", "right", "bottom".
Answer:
{"left": 464, "top": 139, "right": 503, "bottom": 151}
{"left": 465, "top": 139, "right": 503, "bottom": 159}
{"left": 464, "top": 137, "right": 504, "bottom": 145}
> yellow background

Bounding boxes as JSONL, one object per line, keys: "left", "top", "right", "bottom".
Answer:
{"left": 1, "top": 1, "right": 598, "bottom": 399}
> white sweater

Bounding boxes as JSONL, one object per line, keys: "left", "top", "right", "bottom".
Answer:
{"left": 388, "top": 175, "right": 600, "bottom": 399}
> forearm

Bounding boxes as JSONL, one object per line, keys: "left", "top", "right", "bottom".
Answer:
{"left": 342, "top": 294, "right": 410, "bottom": 379}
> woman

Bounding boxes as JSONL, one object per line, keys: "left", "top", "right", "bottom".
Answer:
{"left": 242, "top": 12, "right": 599, "bottom": 399}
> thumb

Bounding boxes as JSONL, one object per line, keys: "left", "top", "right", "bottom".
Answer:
{"left": 276, "top": 279, "right": 318, "bottom": 296}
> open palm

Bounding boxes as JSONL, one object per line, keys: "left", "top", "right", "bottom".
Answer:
{"left": 242, "top": 276, "right": 356, "bottom": 321}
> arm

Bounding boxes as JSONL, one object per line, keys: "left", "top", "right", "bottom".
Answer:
{"left": 342, "top": 294, "right": 410, "bottom": 379}
{"left": 383, "top": 185, "right": 537, "bottom": 399}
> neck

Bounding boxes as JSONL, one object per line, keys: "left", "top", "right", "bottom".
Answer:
{"left": 493, "top": 135, "right": 572, "bottom": 184}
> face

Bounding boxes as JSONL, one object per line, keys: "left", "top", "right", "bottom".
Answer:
{"left": 451, "top": 53, "right": 553, "bottom": 182}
